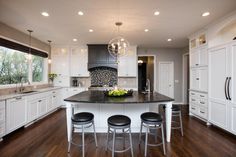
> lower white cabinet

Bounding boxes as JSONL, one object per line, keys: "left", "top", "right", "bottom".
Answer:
{"left": 189, "top": 91, "right": 208, "bottom": 121}
{"left": 27, "top": 99, "right": 39, "bottom": 122}
{"left": 6, "top": 97, "right": 27, "bottom": 134}
{"left": 38, "top": 97, "right": 47, "bottom": 117}
{"left": 0, "top": 101, "right": 5, "bottom": 138}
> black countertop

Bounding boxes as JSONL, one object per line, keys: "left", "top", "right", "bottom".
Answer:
{"left": 64, "top": 90, "right": 174, "bottom": 104}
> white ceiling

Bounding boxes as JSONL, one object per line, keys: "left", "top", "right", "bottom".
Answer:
{"left": 0, "top": 0, "right": 236, "bottom": 48}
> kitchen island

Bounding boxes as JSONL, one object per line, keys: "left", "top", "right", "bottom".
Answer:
{"left": 64, "top": 90, "right": 174, "bottom": 142}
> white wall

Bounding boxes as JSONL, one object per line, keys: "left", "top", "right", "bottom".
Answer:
{"left": 138, "top": 47, "right": 186, "bottom": 103}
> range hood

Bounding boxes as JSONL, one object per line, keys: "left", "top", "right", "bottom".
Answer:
{"left": 87, "top": 44, "right": 118, "bottom": 70}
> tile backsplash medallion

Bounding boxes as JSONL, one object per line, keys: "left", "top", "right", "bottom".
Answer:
{"left": 90, "top": 67, "right": 117, "bottom": 86}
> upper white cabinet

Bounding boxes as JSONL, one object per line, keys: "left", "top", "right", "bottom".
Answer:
{"left": 6, "top": 97, "right": 27, "bottom": 134}
{"left": 118, "top": 46, "right": 137, "bottom": 77}
{"left": 51, "top": 46, "right": 70, "bottom": 76}
{"left": 190, "top": 46, "right": 208, "bottom": 68}
{"left": 190, "top": 67, "right": 208, "bottom": 92}
{"left": 208, "top": 41, "right": 236, "bottom": 135}
{"left": 190, "top": 31, "right": 207, "bottom": 50}
{"left": 70, "top": 47, "right": 89, "bottom": 77}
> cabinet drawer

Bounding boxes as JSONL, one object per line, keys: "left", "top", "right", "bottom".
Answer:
{"left": 190, "top": 104, "right": 198, "bottom": 114}
{"left": 198, "top": 93, "right": 207, "bottom": 99}
{"left": 198, "top": 99, "right": 208, "bottom": 107}
{"left": 198, "top": 107, "right": 208, "bottom": 119}
{"left": 0, "top": 123, "right": 5, "bottom": 137}
{"left": 190, "top": 97, "right": 198, "bottom": 104}
{"left": 0, "top": 108, "right": 5, "bottom": 122}
{"left": 190, "top": 91, "right": 197, "bottom": 97}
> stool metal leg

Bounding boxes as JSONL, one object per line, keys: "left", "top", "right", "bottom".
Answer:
{"left": 82, "top": 125, "right": 85, "bottom": 157}
{"left": 144, "top": 126, "right": 148, "bottom": 157}
{"left": 106, "top": 126, "right": 110, "bottom": 151}
{"left": 139, "top": 121, "right": 143, "bottom": 144}
{"left": 161, "top": 124, "right": 166, "bottom": 155}
{"left": 92, "top": 121, "right": 98, "bottom": 147}
{"left": 112, "top": 129, "right": 116, "bottom": 157}
{"left": 129, "top": 127, "right": 134, "bottom": 157}
{"left": 179, "top": 111, "right": 184, "bottom": 136}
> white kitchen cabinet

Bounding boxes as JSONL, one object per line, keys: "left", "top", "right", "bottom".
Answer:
{"left": 70, "top": 47, "right": 89, "bottom": 77}
{"left": 6, "top": 97, "right": 27, "bottom": 134}
{"left": 190, "top": 46, "right": 208, "bottom": 68}
{"left": 27, "top": 99, "right": 38, "bottom": 122}
{"left": 190, "top": 67, "right": 207, "bottom": 92}
{"left": 189, "top": 91, "right": 208, "bottom": 120}
{"left": 208, "top": 41, "right": 236, "bottom": 134}
{"left": 0, "top": 101, "right": 5, "bottom": 138}
{"left": 38, "top": 97, "right": 47, "bottom": 117}
{"left": 51, "top": 46, "right": 70, "bottom": 76}
{"left": 118, "top": 46, "right": 137, "bottom": 77}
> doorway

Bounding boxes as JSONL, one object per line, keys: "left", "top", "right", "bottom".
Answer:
{"left": 138, "top": 56, "right": 155, "bottom": 92}
{"left": 159, "top": 62, "right": 174, "bottom": 98}
{"left": 183, "top": 53, "right": 190, "bottom": 104}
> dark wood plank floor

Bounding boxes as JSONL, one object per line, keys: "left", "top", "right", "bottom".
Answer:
{"left": 0, "top": 107, "right": 236, "bottom": 157}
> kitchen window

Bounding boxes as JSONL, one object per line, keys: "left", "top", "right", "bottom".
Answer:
{"left": 0, "top": 46, "right": 47, "bottom": 86}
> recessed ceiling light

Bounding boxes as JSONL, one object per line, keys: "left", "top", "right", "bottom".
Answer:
{"left": 73, "top": 38, "right": 78, "bottom": 42}
{"left": 154, "top": 11, "right": 160, "bottom": 16}
{"left": 167, "top": 38, "right": 172, "bottom": 42}
{"left": 202, "top": 12, "right": 210, "bottom": 17}
{"left": 78, "top": 11, "right": 84, "bottom": 16}
{"left": 144, "top": 29, "right": 149, "bottom": 32}
{"left": 41, "top": 12, "right": 49, "bottom": 17}
{"left": 89, "top": 29, "right": 94, "bottom": 32}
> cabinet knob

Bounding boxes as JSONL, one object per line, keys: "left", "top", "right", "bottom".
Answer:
{"left": 195, "top": 64, "right": 199, "bottom": 66}
{"left": 196, "top": 78, "right": 200, "bottom": 80}
{"left": 15, "top": 97, "right": 22, "bottom": 100}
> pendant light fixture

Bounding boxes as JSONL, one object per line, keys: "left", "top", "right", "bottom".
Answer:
{"left": 27, "top": 30, "right": 33, "bottom": 61}
{"left": 47, "top": 40, "right": 52, "bottom": 64}
{"left": 108, "top": 22, "right": 129, "bottom": 58}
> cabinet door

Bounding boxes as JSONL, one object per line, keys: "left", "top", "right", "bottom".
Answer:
{"left": 70, "top": 47, "right": 89, "bottom": 77}
{"left": 118, "top": 46, "right": 137, "bottom": 77}
{"left": 190, "top": 68, "right": 199, "bottom": 90}
{"left": 199, "top": 68, "right": 208, "bottom": 92}
{"left": 51, "top": 46, "right": 70, "bottom": 76}
{"left": 190, "top": 50, "right": 199, "bottom": 67}
{"left": 27, "top": 99, "right": 38, "bottom": 122}
{"left": 38, "top": 98, "right": 47, "bottom": 117}
{"left": 199, "top": 46, "right": 208, "bottom": 66}
{"left": 6, "top": 97, "right": 27, "bottom": 133}
{"left": 209, "top": 46, "right": 228, "bottom": 128}
{"left": 47, "top": 96, "right": 53, "bottom": 112}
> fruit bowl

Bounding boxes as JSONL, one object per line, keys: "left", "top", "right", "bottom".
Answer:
{"left": 104, "top": 89, "right": 133, "bottom": 97}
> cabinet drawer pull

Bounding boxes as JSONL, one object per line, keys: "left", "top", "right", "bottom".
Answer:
{"left": 191, "top": 107, "right": 196, "bottom": 110}
{"left": 200, "top": 95, "right": 204, "bottom": 97}
{"left": 200, "top": 111, "right": 205, "bottom": 114}
{"left": 191, "top": 99, "right": 196, "bottom": 101}
{"left": 191, "top": 93, "right": 195, "bottom": 95}
{"left": 15, "top": 97, "right": 22, "bottom": 100}
{"left": 200, "top": 102, "right": 205, "bottom": 104}
{"left": 53, "top": 96, "right": 56, "bottom": 98}
{"left": 38, "top": 100, "right": 42, "bottom": 102}
{"left": 52, "top": 91, "right": 56, "bottom": 93}
{"left": 196, "top": 78, "right": 200, "bottom": 80}
{"left": 195, "top": 64, "right": 199, "bottom": 66}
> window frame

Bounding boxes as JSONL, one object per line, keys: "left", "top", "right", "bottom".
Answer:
{"left": 0, "top": 43, "right": 48, "bottom": 88}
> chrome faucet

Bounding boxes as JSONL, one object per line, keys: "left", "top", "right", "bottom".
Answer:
{"left": 145, "top": 79, "right": 150, "bottom": 93}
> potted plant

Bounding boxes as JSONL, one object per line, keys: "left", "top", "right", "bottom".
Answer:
{"left": 48, "top": 73, "right": 57, "bottom": 85}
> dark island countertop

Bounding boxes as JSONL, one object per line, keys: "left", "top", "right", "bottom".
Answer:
{"left": 64, "top": 90, "right": 174, "bottom": 104}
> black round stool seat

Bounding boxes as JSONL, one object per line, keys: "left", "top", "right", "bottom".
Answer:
{"left": 108, "top": 115, "right": 131, "bottom": 127}
{"left": 141, "top": 112, "right": 162, "bottom": 123}
{"left": 72, "top": 112, "right": 94, "bottom": 123}
{"left": 163, "top": 105, "right": 180, "bottom": 111}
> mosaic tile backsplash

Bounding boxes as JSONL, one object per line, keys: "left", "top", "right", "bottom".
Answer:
{"left": 90, "top": 67, "right": 117, "bottom": 86}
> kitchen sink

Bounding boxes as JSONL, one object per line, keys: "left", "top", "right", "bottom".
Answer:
{"left": 20, "top": 90, "right": 37, "bottom": 94}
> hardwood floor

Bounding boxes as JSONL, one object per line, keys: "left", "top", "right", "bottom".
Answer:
{"left": 0, "top": 108, "right": 236, "bottom": 157}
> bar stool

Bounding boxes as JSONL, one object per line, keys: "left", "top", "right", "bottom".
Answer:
{"left": 106, "top": 115, "right": 134, "bottom": 157}
{"left": 139, "top": 112, "right": 166, "bottom": 156}
{"left": 68, "top": 111, "right": 97, "bottom": 157}
{"left": 163, "top": 105, "right": 183, "bottom": 136}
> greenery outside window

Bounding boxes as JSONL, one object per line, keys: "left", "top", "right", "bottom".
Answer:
{"left": 0, "top": 46, "right": 47, "bottom": 86}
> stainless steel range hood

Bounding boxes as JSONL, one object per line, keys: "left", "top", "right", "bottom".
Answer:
{"left": 87, "top": 44, "right": 118, "bottom": 70}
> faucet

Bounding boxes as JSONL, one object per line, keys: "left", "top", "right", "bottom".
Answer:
{"left": 18, "top": 77, "right": 30, "bottom": 93}
{"left": 145, "top": 79, "right": 150, "bottom": 93}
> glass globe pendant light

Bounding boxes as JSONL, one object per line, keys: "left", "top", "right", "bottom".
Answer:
{"left": 108, "top": 22, "right": 129, "bottom": 58}
{"left": 27, "top": 29, "right": 33, "bottom": 61}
